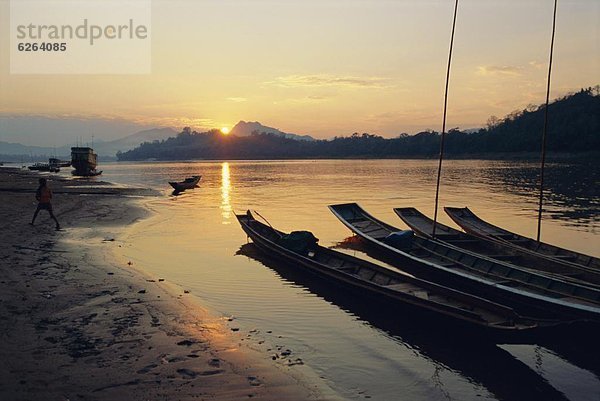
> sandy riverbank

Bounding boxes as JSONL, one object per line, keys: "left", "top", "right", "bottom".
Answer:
{"left": 0, "top": 168, "right": 339, "bottom": 401}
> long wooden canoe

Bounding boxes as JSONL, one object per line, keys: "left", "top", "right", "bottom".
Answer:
{"left": 394, "top": 207, "right": 600, "bottom": 287}
{"left": 236, "top": 210, "right": 540, "bottom": 332}
{"left": 329, "top": 203, "right": 600, "bottom": 321}
{"left": 445, "top": 207, "right": 600, "bottom": 270}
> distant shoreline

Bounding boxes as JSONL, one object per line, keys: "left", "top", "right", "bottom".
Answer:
{"left": 111, "top": 151, "right": 600, "bottom": 163}
{"left": 4, "top": 151, "right": 598, "bottom": 167}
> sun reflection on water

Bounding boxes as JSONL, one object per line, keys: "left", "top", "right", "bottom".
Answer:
{"left": 221, "top": 162, "right": 232, "bottom": 223}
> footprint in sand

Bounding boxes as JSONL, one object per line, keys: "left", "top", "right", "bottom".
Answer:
{"left": 136, "top": 363, "right": 158, "bottom": 374}
{"left": 200, "top": 369, "right": 224, "bottom": 376}
{"left": 176, "top": 339, "right": 198, "bottom": 347}
{"left": 247, "top": 376, "right": 262, "bottom": 387}
{"left": 177, "top": 368, "right": 225, "bottom": 378}
{"left": 177, "top": 368, "right": 199, "bottom": 379}
{"left": 166, "top": 356, "right": 187, "bottom": 363}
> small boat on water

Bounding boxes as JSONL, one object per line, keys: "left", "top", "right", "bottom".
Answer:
{"left": 236, "top": 210, "right": 541, "bottom": 332}
{"left": 329, "top": 203, "right": 600, "bottom": 321}
{"left": 169, "top": 175, "right": 201, "bottom": 191}
{"left": 445, "top": 207, "right": 600, "bottom": 270}
{"left": 394, "top": 207, "right": 600, "bottom": 287}
{"left": 28, "top": 163, "right": 60, "bottom": 173}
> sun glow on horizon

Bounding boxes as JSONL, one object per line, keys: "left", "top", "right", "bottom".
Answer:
{"left": 220, "top": 127, "right": 230, "bottom": 135}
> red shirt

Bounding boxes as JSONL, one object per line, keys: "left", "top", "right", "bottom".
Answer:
{"left": 37, "top": 186, "right": 52, "bottom": 203}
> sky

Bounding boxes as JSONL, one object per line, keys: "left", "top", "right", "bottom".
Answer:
{"left": 0, "top": 0, "right": 599, "bottom": 146}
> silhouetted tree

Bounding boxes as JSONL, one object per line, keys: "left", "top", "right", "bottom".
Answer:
{"left": 118, "top": 89, "right": 599, "bottom": 161}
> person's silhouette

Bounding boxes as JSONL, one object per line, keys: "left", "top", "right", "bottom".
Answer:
{"left": 30, "top": 178, "right": 60, "bottom": 230}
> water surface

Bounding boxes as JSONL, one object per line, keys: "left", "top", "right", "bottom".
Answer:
{"left": 99, "top": 159, "right": 599, "bottom": 401}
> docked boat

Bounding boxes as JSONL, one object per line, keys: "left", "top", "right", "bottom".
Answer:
{"left": 49, "top": 157, "right": 71, "bottom": 168}
{"left": 169, "top": 175, "right": 201, "bottom": 191}
{"left": 445, "top": 207, "right": 600, "bottom": 270}
{"left": 394, "top": 207, "right": 600, "bottom": 287}
{"left": 236, "top": 210, "right": 541, "bottom": 332}
{"left": 28, "top": 163, "right": 59, "bottom": 173}
{"left": 71, "top": 147, "right": 102, "bottom": 176}
{"left": 329, "top": 203, "right": 600, "bottom": 321}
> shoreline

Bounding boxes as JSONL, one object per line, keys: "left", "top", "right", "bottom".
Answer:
{"left": 113, "top": 150, "right": 600, "bottom": 163}
{"left": 0, "top": 168, "right": 340, "bottom": 401}
{"left": 5, "top": 150, "right": 599, "bottom": 165}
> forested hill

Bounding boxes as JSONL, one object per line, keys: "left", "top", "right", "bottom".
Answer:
{"left": 118, "top": 88, "right": 599, "bottom": 161}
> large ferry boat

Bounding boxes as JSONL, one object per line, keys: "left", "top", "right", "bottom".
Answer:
{"left": 71, "top": 147, "right": 102, "bottom": 176}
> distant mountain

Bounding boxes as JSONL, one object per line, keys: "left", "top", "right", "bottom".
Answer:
{"left": 230, "top": 121, "right": 315, "bottom": 142}
{"left": 97, "top": 127, "right": 178, "bottom": 156}
{"left": 0, "top": 127, "right": 178, "bottom": 160}
{"left": 118, "top": 88, "right": 600, "bottom": 161}
{"left": 0, "top": 141, "right": 58, "bottom": 156}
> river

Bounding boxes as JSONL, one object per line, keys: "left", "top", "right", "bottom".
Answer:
{"left": 99, "top": 159, "right": 599, "bottom": 401}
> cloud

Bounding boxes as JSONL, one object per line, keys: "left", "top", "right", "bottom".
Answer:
{"left": 476, "top": 65, "right": 523, "bottom": 77}
{"left": 146, "top": 117, "right": 215, "bottom": 130}
{"left": 528, "top": 60, "right": 545, "bottom": 69}
{"left": 365, "top": 112, "right": 398, "bottom": 121}
{"left": 226, "top": 97, "right": 247, "bottom": 102}
{"left": 266, "top": 74, "right": 389, "bottom": 89}
{"left": 272, "top": 96, "right": 329, "bottom": 105}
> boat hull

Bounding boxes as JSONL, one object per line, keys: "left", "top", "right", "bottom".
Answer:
{"left": 394, "top": 207, "right": 600, "bottom": 288}
{"left": 445, "top": 207, "right": 600, "bottom": 270}
{"left": 71, "top": 147, "right": 98, "bottom": 176}
{"left": 169, "top": 176, "right": 201, "bottom": 191}
{"left": 236, "top": 211, "right": 542, "bottom": 333}
{"left": 329, "top": 203, "right": 600, "bottom": 321}
{"left": 28, "top": 164, "right": 60, "bottom": 173}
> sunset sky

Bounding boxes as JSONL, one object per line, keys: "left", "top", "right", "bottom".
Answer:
{"left": 1, "top": 0, "right": 598, "bottom": 145}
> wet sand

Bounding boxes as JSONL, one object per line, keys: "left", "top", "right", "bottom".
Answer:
{"left": 0, "top": 168, "right": 339, "bottom": 401}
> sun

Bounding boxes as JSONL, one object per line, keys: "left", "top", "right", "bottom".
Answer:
{"left": 220, "top": 127, "right": 230, "bottom": 135}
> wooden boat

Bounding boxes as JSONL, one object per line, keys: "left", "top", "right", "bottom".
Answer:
{"left": 169, "top": 175, "right": 201, "bottom": 191}
{"left": 71, "top": 147, "right": 100, "bottom": 176}
{"left": 236, "top": 210, "right": 541, "bottom": 332}
{"left": 394, "top": 207, "right": 600, "bottom": 287}
{"left": 28, "top": 163, "right": 60, "bottom": 173}
{"left": 329, "top": 203, "right": 600, "bottom": 321}
{"left": 49, "top": 158, "right": 71, "bottom": 168}
{"left": 445, "top": 207, "right": 600, "bottom": 270}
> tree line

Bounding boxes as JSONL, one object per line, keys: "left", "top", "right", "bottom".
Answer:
{"left": 118, "top": 87, "right": 599, "bottom": 161}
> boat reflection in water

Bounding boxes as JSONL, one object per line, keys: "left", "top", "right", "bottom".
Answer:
{"left": 221, "top": 162, "right": 232, "bottom": 223}
{"left": 236, "top": 242, "right": 599, "bottom": 401}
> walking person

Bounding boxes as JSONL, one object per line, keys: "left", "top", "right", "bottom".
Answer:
{"left": 30, "top": 178, "right": 61, "bottom": 230}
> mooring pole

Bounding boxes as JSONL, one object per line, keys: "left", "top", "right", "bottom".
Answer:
{"left": 537, "top": 0, "right": 558, "bottom": 242}
{"left": 432, "top": 0, "right": 459, "bottom": 239}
